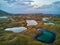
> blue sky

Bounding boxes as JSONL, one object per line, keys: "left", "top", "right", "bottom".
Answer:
{"left": 0, "top": 0, "right": 60, "bottom": 14}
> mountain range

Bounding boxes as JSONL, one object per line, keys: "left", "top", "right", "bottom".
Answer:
{"left": 0, "top": 10, "right": 12, "bottom": 16}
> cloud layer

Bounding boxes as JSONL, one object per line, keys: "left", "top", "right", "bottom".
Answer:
{"left": 0, "top": 0, "right": 60, "bottom": 14}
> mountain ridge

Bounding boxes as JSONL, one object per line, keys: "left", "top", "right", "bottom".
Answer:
{"left": 0, "top": 10, "right": 60, "bottom": 17}
{"left": 0, "top": 10, "right": 12, "bottom": 16}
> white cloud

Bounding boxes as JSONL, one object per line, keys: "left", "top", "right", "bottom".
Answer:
{"left": 1, "top": 0, "right": 41, "bottom": 9}
{"left": 1, "top": 0, "right": 34, "bottom": 9}
{"left": 1, "top": 0, "right": 60, "bottom": 14}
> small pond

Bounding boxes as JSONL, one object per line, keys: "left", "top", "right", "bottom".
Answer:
{"left": 35, "top": 30, "right": 56, "bottom": 44}
{"left": 5, "top": 27, "right": 27, "bottom": 33}
{"left": 26, "top": 20, "right": 38, "bottom": 26}
{"left": 0, "top": 16, "right": 8, "bottom": 20}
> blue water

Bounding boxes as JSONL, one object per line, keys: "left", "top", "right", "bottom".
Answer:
{"left": 35, "top": 30, "right": 56, "bottom": 44}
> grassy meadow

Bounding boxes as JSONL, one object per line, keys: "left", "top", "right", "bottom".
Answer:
{"left": 0, "top": 14, "right": 60, "bottom": 45}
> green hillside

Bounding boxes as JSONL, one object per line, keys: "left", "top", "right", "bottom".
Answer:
{"left": 0, "top": 10, "right": 11, "bottom": 16}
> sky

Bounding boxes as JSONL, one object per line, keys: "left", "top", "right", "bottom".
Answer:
{"left": 0, "top": 0, "right": 60, "bottom": 14}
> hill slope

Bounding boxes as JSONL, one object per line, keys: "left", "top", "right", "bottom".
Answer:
{"left": 0, "top": 10, "right": 12, "bottom": 16}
